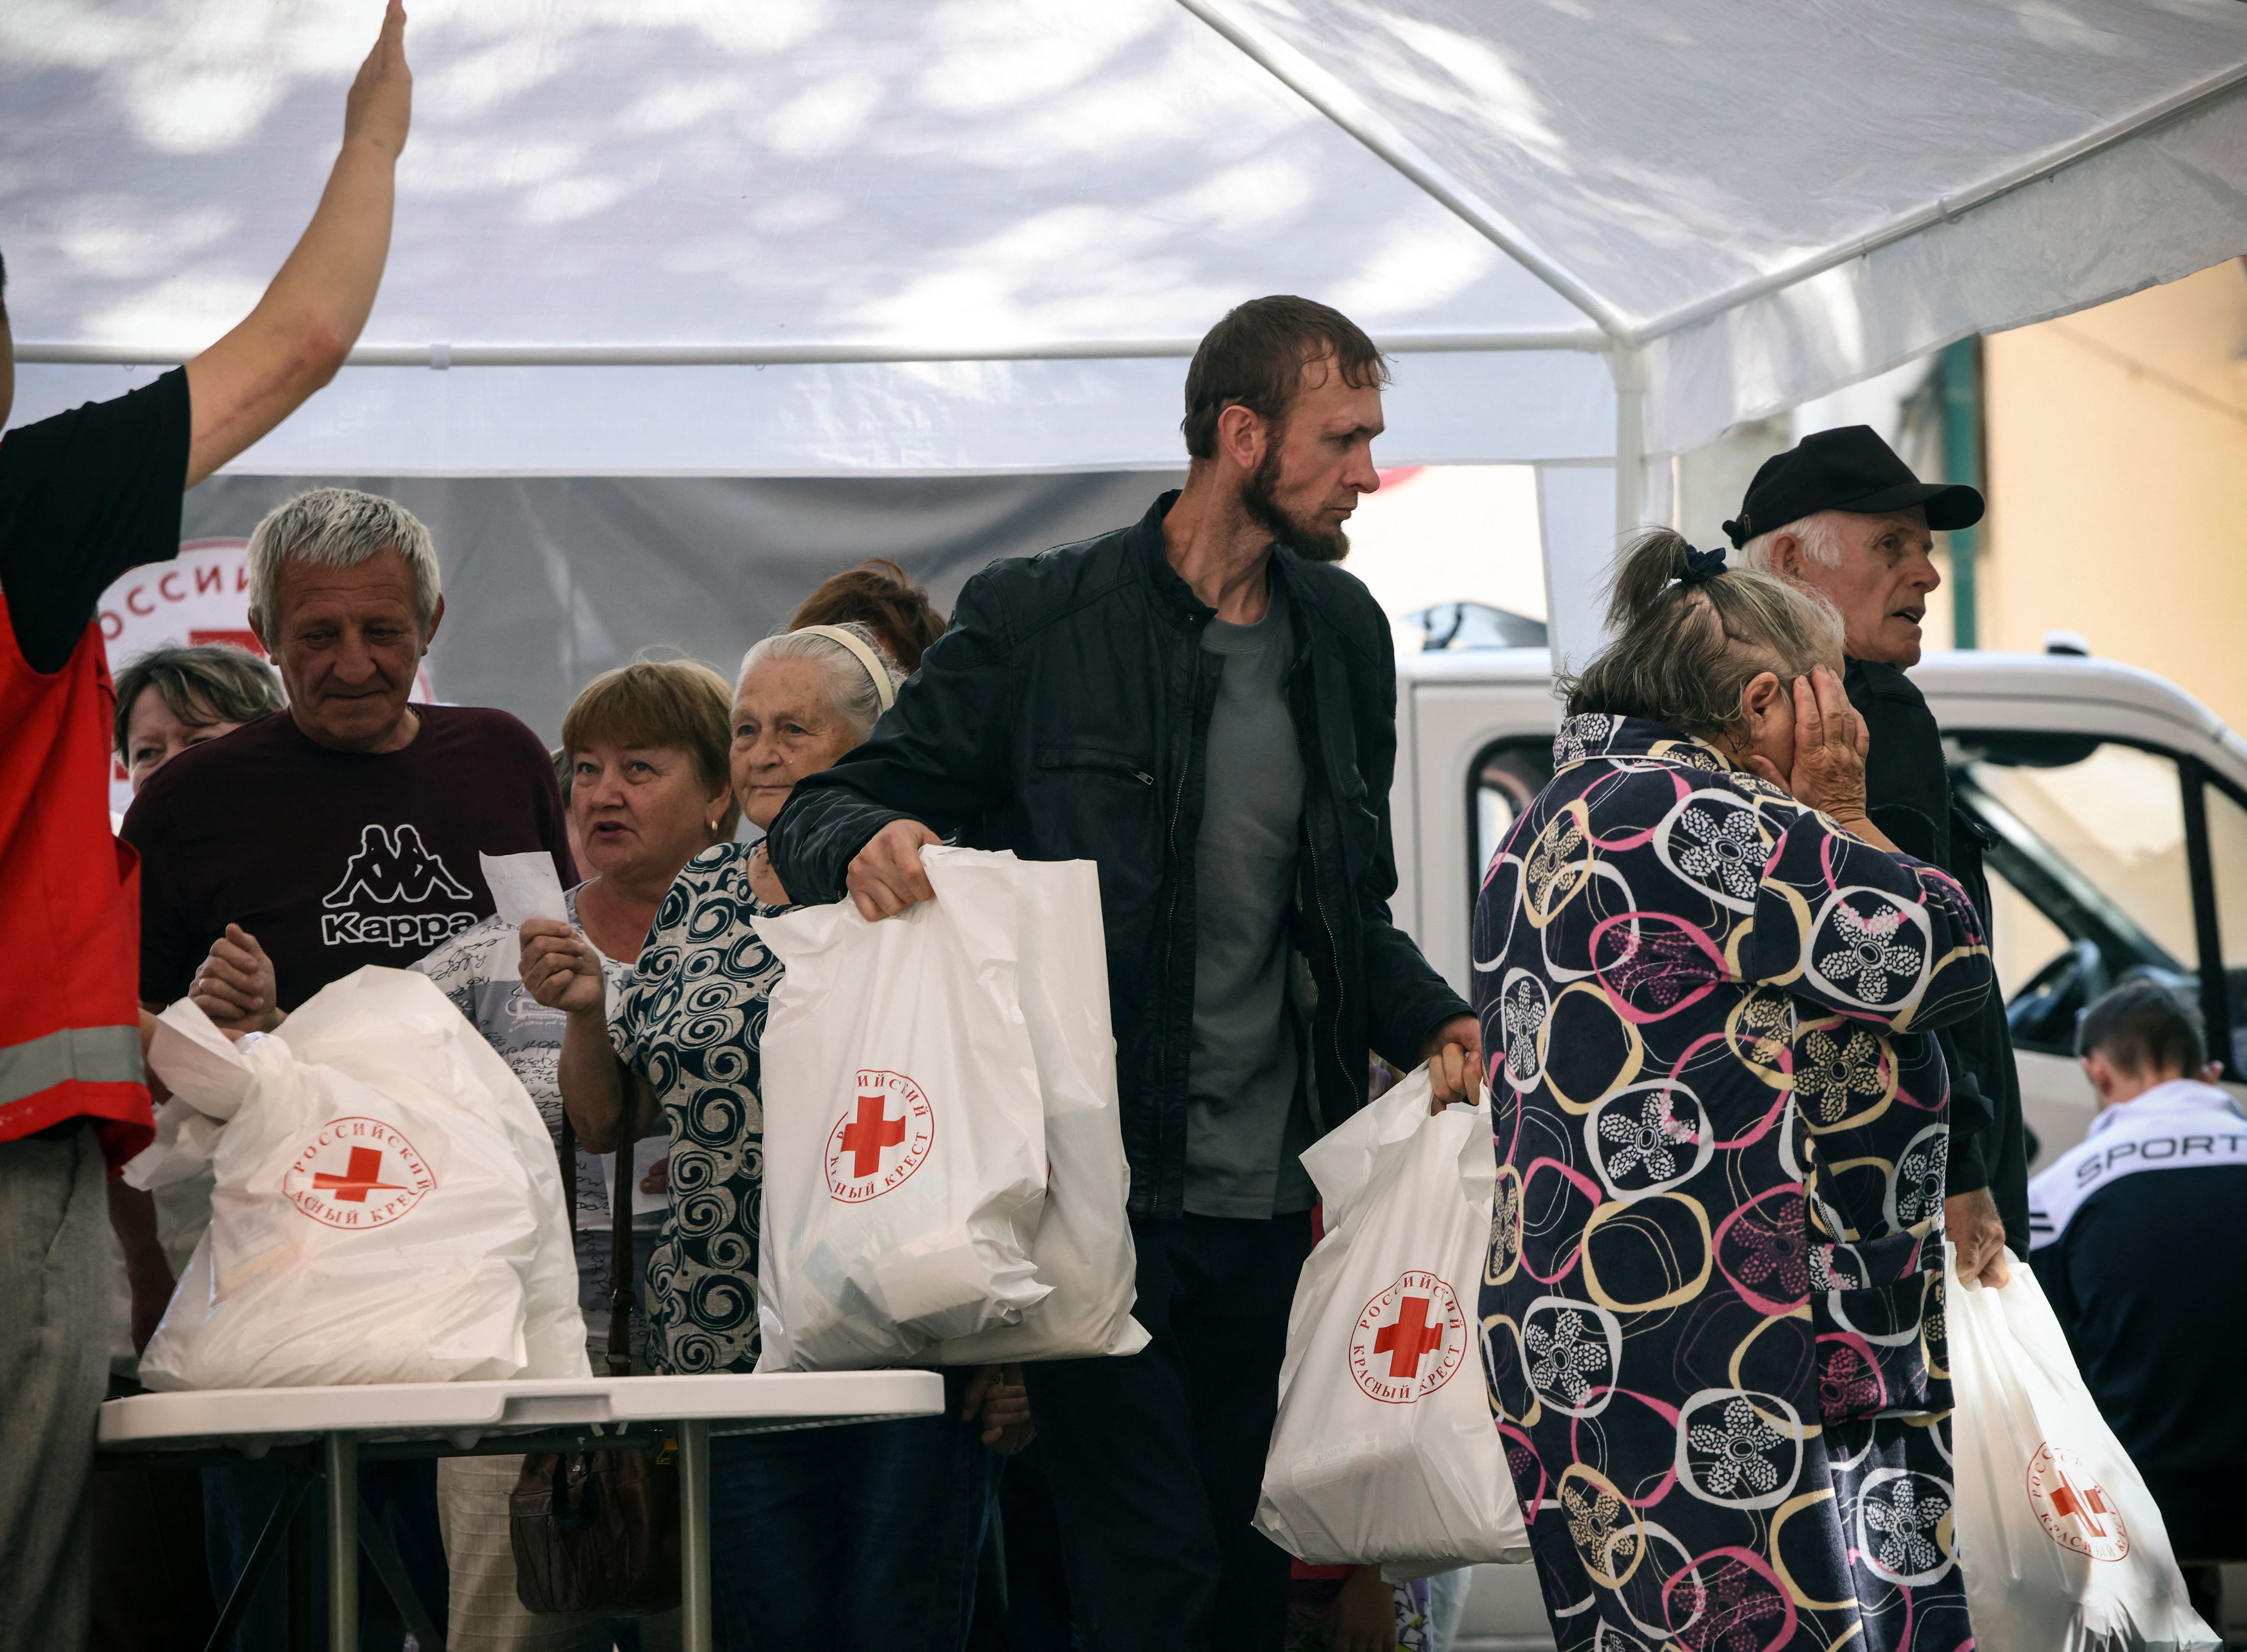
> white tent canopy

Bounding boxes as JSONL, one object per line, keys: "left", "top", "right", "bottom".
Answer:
{"left": 4, "top": 0, "right": 1612, "bottom": 473}
{"left": 10, "top": 0, "right": 2247, "bottom": 655}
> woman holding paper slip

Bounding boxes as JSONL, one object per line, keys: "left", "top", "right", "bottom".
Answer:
{"left": 537, "top": 619, "right": 1021, "bottom": 1652}
{"left": 1471, "top": 533, "right": 1998, "bottom": 1652}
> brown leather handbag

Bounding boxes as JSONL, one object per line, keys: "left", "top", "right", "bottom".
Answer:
{"left": 510, "top": 1119, "right": 681, "bottom": 1614}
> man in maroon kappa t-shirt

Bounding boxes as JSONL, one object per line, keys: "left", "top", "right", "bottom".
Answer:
{"left": 118, "top": 485, "right": 572, "bottom": 1638}
{"left": 124, "top": 486, "right": 573, "bottom": 1020}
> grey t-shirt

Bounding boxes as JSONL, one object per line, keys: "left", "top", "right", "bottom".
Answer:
{"left": 1185, "top": 584, "right": 1315, "bottom": 1218}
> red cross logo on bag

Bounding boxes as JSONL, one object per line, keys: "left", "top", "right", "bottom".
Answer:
{"left": 2026, "top": 1442, "right": 2132, "bottom": 1561}
{"left": 284, "top": 1117, "right": 435, "bottom": 1229}
{"left": 1349, "top": 1271, "right": 1467, "bottom": 1403}
{"left": 824, "top": 1070, "right": 936, "bottom": 1202}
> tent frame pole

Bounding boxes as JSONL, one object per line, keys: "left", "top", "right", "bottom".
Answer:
{"left": 10, "top": 329, "right": 1604, "bottom": 370}
{"left": 1611, "top": 346, "right": 1648, "bottom": 547}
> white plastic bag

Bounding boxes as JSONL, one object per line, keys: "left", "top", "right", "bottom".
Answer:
{"left": 1946, "top": 1244, "right": 2219, "bottom": 1652}
{"left": 1256, "top": 1067, "right": 1531, "bottom": 1576}
{"left": 129, "top": 967, "right": 589, "bottom": 1390}
{"left": 753, "top": 846, "right": 1051, "bottom": 1370}
{"left": 941, "top": 856, "right": 1147, "bottom": 1363}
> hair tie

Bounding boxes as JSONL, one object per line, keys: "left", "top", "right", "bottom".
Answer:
{"left": 793, "top": 624, "right": 896, "bottom": 713}
{"left": 1677, "top": 543, "right": 1728, "bottom": 586}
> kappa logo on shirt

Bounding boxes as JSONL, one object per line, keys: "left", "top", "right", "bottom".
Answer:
{"left": 319, "top": 823, "right": 480, "bottom": 948}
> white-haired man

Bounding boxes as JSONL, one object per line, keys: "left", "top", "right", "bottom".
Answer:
{"left": 1725, "top": 424, "right": 2026, "bottom": 1287}
{"left": 119, "top": 486, "right": 571, "bottom": 1646}
{"left": 0, "top": 9, "right": 409, "bottom": 1647}
{"left": 125, "top": 485, "right": 572, "bottom": 1020}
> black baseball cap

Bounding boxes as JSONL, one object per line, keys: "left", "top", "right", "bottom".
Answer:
{"left": 1722, "top": 425, "right": 1983, "bottom": 548}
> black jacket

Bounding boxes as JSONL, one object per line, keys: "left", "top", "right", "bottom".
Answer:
{"left": 1846, "top": 659, "right": 2031, "bottom": 1253}
{"left": 766, "top": 492, "right": 1472, "bottom": 1219}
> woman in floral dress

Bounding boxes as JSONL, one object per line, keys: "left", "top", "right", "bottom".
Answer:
{"left": 536, "top": 621, "right": 1023, "bottom": 1651}
{"left": 1472, "top": 532, "right": 1995, "bottom": 1652}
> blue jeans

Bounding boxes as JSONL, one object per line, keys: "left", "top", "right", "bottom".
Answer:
{"left": 709, "top": 1367, "right": 998, "bottom": 1652}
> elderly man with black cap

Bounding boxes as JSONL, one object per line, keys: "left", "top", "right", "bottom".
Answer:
{"left": 1726, "top": 425, "right": 2025, "bottom": 1288}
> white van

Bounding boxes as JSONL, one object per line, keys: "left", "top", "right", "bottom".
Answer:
{"left": 1406, "top": 646, "right": 2247, "bottom": 1650}
{"left": 1391, "top": 645, "right": 2247, "bottom": 1177}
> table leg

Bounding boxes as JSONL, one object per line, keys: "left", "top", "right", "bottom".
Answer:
{"left": 323, "top": 1433, "right": 359, "bottom": 1652}
{"left": 679, "top": 1419, "right": 714, "bottom": 1652}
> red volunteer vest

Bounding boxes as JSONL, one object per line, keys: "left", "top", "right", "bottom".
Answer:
{"left": 0, "top": 600, "right": 152, "bottom": 1166}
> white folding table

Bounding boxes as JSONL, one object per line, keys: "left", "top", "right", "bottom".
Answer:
{"left": 99, "top": 1371, "right": 945, "bottom": 1652}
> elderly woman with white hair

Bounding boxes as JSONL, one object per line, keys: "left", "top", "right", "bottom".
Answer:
{"left": 534, "top": 617, "right": 1023, "bottom": 1652}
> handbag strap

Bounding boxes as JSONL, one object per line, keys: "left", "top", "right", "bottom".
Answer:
{"left": 607, "top": 1134, "right": 635, "bottom": 1377}
{"left": 560, "top": 1113, "right": 577, "bottom": 1227}
{"left": 559, "top": 1098, "right": 634, "bottom": 1376}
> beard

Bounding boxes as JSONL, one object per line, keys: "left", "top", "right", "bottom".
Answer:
{"left": 1242, "top": 441, "right": 1350, "bottom": 563}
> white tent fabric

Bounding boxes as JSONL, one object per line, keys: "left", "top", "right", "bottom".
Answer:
{"left": 6, "top": 350, "right": 1616, "bottom": 476}
{"left": 1209, "top": 0, "right": 2247, "bottom": 454}
{"left": 2, "top": 0, "right": 1603, "bottom": 471}
{"left": 10, "top": 0, "right": 2247, "bottom": 656}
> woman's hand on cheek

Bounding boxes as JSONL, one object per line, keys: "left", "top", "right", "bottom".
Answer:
{"left": 1788, "top": 666, "right": 1871, "bottom": 824}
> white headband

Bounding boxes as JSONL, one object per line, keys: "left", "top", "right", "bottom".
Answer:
{"left": 794, "top": 624, "right": 896, "bottom": 714}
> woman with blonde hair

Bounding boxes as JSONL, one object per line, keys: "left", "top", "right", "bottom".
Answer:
{"left": 1473, "top": 531, "right": 1997, "bottom": 1652}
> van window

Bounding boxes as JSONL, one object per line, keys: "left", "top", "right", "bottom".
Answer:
{"left": 1468, "top": 738, "right": 1556, "bottom": 920}
{"left": 2203, "top": 779, "right": 2247, "bottom": 1072}
{"left": 1950, "top": 734, "right": 2198, "bottom": 1052}
{"left": 1981, "top": 866, "right": 2071, "bottom": 1001}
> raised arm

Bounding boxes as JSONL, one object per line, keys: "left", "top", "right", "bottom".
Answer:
{"left": 182, "top": 1, "right": 411, "bottom": 487}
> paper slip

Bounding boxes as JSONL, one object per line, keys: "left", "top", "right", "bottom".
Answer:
{"left": 480, "top": 851, "right": 568, "bottom": 928}
{"left": 600, "top": 1139, "right": 669, "bottom": 1218}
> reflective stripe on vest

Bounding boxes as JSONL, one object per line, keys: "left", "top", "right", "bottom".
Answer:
{"left": 0, "top": 1024, "right": 144, "bottom": 1109}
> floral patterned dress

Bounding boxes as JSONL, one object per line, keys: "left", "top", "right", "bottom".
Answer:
{"left": 1473, "top": 714, "right": 1994, "bottom": 1652}
{"left": 611, "top": 841, "right": 787, "bottom": 1376}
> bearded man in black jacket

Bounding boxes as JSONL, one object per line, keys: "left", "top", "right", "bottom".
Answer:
{"left": 1727, "top": 425, "right": 2025, "bottom": 1286}
{"left": 765, "top": 296, "right": 1478, "bottom": 1652}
